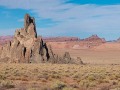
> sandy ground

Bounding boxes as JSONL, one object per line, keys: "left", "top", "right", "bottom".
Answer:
{"left": 0, "top": 42, "right": 120, "bottom": 90}
{"left": 53, "top": 47, "right": 120, "bottom": 65}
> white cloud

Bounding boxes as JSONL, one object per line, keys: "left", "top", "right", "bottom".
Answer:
{"left": 0, "top": 0, "right": 120, "bottom": 40}
{"left": 0, "top": 28, "right": 15, "bottom": 35}
{"left": 17, "top": 19, "right": 24, "bottom": 22}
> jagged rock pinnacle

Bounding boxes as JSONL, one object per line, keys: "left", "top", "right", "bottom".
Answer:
{"left": 0, "top": 14, "right": 50, "bottom": 63}
{"left": 24, "top": 13, "right": 37, "bottom": 38}
{"left": 0, "top": 14, "right": 82, "bottom": 64}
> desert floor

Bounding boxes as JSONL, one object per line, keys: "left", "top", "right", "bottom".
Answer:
{"left": 0, "top": 64, "right": 120, "bottom": 90}
{"left": 0, "top": 48, "right": 120, "bottom": 90}
{"left": 53, "top": 48, "right": 120, "bottom": 65}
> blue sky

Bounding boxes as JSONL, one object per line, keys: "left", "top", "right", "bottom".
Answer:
{"left": 0, "top": 0, "right": 120, "bottom": 40}
{"left": 66, "top": 0, "right": 120, "bottom": 5}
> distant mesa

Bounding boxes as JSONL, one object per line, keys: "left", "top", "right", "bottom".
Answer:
{"left": 43, "top": 36, "right": 80, "bottom": 42}
{"left": 0, "top": 36, "right": 13, "bottom": 46}
{"left": 80, "top": 34, "right": 106, "bottom": 48}
{"left": 110, "top": 37, "right": 120, "bottom": 43}
{"left": 0, "top": 14, "right": 82, "bottom": 64}
{"left": 0, "top": 34, "right": 106, "bottom": 51}
{"left": 116, "top": 37, "right": 120, "bottom": 42}
{"left": 0, "top": 34, "right": 106, "bottom": 50}
{"left": 84, "top": 34, "right": 106, "bottom": 43}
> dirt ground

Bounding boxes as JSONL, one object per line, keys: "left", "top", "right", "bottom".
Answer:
{"left": 53, "top": 48, "right": 120, "bottom": 65}
{"left": 0, "top": 63, "right": 120, "bottom": 90}
{"left": 1, "top": 42, "right": 120, "bottom": 90}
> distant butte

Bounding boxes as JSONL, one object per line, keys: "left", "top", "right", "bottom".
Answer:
{"left": 84, "top": 34, "right": 106, "bottom": 42}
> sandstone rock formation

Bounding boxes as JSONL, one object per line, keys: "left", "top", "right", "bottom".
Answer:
{"left": 0, "top": 14, "right": 47, "bottom": 63}
{"left": 84, "top": 35, "right": 106, "bottom": 43}
{"left": 82, "top": 34, "right": 106, "bottom": 48}
{"left": 0, "top": 14, "right": 82, "bottom": 64}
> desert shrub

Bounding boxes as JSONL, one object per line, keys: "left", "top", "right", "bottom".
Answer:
{"left": 28, "top": 87, "right": 48, "bottom": 90}
{"left": 70, "top": 84, "right": 79, "bottom": 89}
{"left": 72, "top": 73, "right": 80, "bottom": 79}
{"left": 97, "top": 77, "right": 110, "bottom": 84}
{"left": 88, "top": 81, "right": 97, "bottom": 87}
{"left": 87, "top": 75, "right": 96, "bottom": 81}
{"left": 51, "top": 80, "right": 66, "bottom": 90}
{"left": 63, "top": 87, "right": 77, "bottom": 90}
{"left": 111, "top": 81, "right": 118, "bottom": 85}
{"left": 0, "top": 80, "right": 15, "bottom": 89}
{"left": 37, "top": 73, "right": 49, "bottom": 80}
{"left": 0, "top": 74, "right": 6, "bottom": 80}
{"left": 99, "top": 86, "right": 110, "bottom": 90}
{"left": 79, "top": 80, "right": 89, "bottom": 88}
{"left": 109, "top": 74, "right": 117, "bottom": 80}
{"left": 51, "top": 74, "right": 61, "bottom": 79}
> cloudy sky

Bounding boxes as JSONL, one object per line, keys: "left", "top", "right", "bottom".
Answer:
{"left": 0, "top": 0, "right": 120, "bottom": 40}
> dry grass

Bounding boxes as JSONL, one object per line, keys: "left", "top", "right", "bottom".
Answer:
{"left": 0, "top": 63, "right": 120, "bottom": 90}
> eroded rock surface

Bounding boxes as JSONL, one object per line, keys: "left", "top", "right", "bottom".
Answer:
{"left": 0, "top": 14, "right": 49, "bottom": 63}
{"left": 0, "top": 14, "right": 82, "bottom": 64}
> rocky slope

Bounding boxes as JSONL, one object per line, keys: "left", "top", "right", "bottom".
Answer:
{"left": 0, "top": 14, "right": 82, "bottom": 64}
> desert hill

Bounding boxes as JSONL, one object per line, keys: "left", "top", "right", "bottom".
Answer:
{"left": 46, "top": 34, "right": 106, "bottom": 49}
